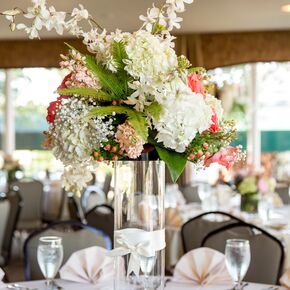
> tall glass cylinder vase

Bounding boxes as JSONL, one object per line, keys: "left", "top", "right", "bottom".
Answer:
{"left": 113, "top": 159, "right": 165, "bottom": 290}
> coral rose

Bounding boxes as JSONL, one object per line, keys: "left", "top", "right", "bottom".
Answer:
{"left": 187, "top": 73, "right": 205, "bottom": 95}
{"left": 209, "top": 111, "right": 220, "bottom": 132}
{"left": 204, "top": 146, "right": 238, "bottom": 170}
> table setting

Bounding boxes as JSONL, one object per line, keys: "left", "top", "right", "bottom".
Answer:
{"left": 1, "top": 244, "right": 289, "bottom": 290}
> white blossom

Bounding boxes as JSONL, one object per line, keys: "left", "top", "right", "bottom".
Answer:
{"left": 124, "top": 30, "right": 178, "bottom": 82}
{"left": 125, "top": 77, "right": 155, "bottom": 111}
{"left": 62, "top": 165, "right": 93, "bottom": 195}
{"left": 153, "top": 77, "right": 212, "bottom": 152}
{"left": 166, "top": 0, "right": 194, "bottom": 13}
{"left": 45, "top": 7, "right": 66, "bottom": 35}
{"left": 51, "top": 97, "right": 114, "bottom": 166}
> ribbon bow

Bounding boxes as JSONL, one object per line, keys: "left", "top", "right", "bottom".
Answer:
{"left": 109, "top": 228, "right": 165, "bottom": 277}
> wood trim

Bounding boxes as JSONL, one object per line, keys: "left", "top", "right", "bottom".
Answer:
{"left": 175, "top": 30, "right": 290, "bottom": 69}
{"left": 1, "top": 30, "right": 290, "bottom": 69}
{"left": 0, "top": 38, "right": 84, "bottom": 68}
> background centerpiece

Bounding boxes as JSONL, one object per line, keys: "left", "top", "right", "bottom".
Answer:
{"left": 1, "top": 0, "right": 244, "bottom": 289}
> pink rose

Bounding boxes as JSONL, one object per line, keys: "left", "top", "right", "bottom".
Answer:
{"left": 204, "top": 146, "right": 238, "bottom": 170}
{"left": 188, "top": 73, "right": 205, "bottom": 95}
{"left": 209, "top": 111, "right": 220, "bottom": 132}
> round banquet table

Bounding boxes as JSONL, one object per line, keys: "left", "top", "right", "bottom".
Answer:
{"left": 5, "top": 279, "right": 287, "bottom": 290}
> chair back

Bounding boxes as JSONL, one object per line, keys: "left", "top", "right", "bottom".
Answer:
{"left": 102, "top": 173, "right": 112, "bottom": 195}
{"left": 276, "top": 185, "right": 290, "bottom": 204}
{"left": 202, "top": 222, "right": 284, "bottom": 285}
{"left": 180, "top": 184, "right": 200, "bottom": 203}
{"left": 23, "top": 220, "right": 112, "bottom": 280}
{"left": 12, "top": 179, "right": 43, "bottom": 230}
{"left": 85, "top": 204, "right": 114, "bottom": 242}
{"left": 67, "top": 195, "right": 86, "bottom": 223}
{"left": 42, "top": 180, "right": 66, "bottom": 223}
{"left": 81, "top": 185, "right": 107, "bottom": 212}
{"left": 2, "top": 187, "right": 22, "bottom": 265}
{"left": 0, "top": 195, "right": 10, "bottom": 265}
{"left": 181, "top": 211, "right": 243, "bottom": 253}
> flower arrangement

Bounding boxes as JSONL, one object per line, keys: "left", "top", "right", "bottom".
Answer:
{"left": 235, "top": 171, "right": 276, "bottom": 212}
{"left": 2, "top": 155, "right": 22, "bottom": 184}
{"left": 1, "top": 0, "right": 244, "bottom": 194}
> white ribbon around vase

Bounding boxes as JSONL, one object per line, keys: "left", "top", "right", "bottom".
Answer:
{"left": 109, "top": 228, "right": 166, "bottom": 277}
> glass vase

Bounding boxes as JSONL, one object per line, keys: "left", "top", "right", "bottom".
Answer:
{"left": 113, "top": 159, "right": 165, "bottom": 290}
{"left": 240, "top": 193, "right": 259, "bottom": 213}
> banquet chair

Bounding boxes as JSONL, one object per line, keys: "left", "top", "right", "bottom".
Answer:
{"left": 276, "top": 185, "right": 290, "bottom": 204}
{"left": 42, "top": 183, "right": 66, "bottom": 223}
{"left": 102, "top": 173, "right": 112, "bottom": 195}
{"left": 179, "top": 184, "right": 200, "bottom": 203}
{"left": 201, "top": 222, "right": 284, "bottom": 285}
{"left": 81, "top": 185, "right": 107, "bottom": 213}
{"left": 85, "top": 204, "right": 114, "bottom": 242}
{"left": 67, "top": 194, "right": 86, "bottom": 223}
{"left": 181, "top": 211, "right": 244, "bottom": 253}
{"left": 0, "top": 194, "right": 11, "bottom": 266}
{"left": 11, "top": 180, "right": 43, "bottom": 231}
{"left": 1, "top": 187, "right": 22, "bottom": 265}
{"left": 23, "top": 220, "right": 112, "bottom": 280}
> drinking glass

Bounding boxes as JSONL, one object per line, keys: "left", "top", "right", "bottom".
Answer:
{"left": 37, "top": 236, "right": 64, "bottom": 289}
{"left": 225, "top": 239, "right": 251, "bottom": 290}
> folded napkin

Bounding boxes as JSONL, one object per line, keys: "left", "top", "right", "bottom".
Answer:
{"left": 0, "top": 268, "right": 5, "bottom": 288}
{"left": 59, "top": 246, "right": 115, "bottom": 284}
{"left": 173, "top": 247, "right": 233, "bottom": 285}
{"left": 280, "top": 268, "right": 290, "bottom": 289}
{"left": 165, "top": 207, "right": 183, "bottom": 227}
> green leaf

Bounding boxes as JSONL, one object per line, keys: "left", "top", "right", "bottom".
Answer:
{"left": 155, "top": 146, "right": 187, "bottom": 183}
{"left": 88, "top": 106, "right": 148, "bottom": 141}
{"left": 145, "top": 102, "right": 163, "bottom": 121}
{"left": 58, "top": 87, "right": 114, "bottom": 101}
{"left": 64, "top": 42, "right": 83, "bottom": 55}
{"left": 111, "top": 41, "right": 128, "bottom": 71}
{"left": 85, "top": 55, "right": 124, "bottom": 98}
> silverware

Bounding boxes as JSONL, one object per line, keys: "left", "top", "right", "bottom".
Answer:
{"left": 7, "top": 284, "right": 37, "bottom": 290}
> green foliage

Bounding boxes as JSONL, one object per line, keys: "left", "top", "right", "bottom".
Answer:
{"left": 86, "top": 55, "right": 124, "bottom": 98}
{"left": 88, "top": 106, "right": 148, "bottom": 141}
{"left": 145, "top": 102, "right": 163, "bottom": 121}
{"left": 155, "top": 146, "right": 187, "bottom": 183}
{"left": 111, "top": 41, "right": 128, "bottom": 71}
{"left": 58, "top": 87, "right": 114, "bottom": 101}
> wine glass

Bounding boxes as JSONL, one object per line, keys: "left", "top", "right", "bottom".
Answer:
{"left": 37, "top": 236, "right": 64, "bottom": 289}
{"left": 225, "top": 239, "right": 251, "bottom": 290}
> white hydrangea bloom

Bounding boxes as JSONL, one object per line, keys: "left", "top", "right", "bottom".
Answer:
{"left": 62, "top": 165, "right": 93, "bottom": 195}
{"left": 51, "top": 97, "right": 114, "bottom": 166}
{"left": 124, "top": 30, "right": 178, "bottom": 82}
{"left": 153, "top": 77, "right": 212, "bottom": 152}
{"left": 205, "top": 94, "right": 224, "bottom": 119}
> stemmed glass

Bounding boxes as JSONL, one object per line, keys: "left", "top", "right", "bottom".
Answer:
{"left": 37, "top": 236, "right": 64, "bottom": 289}
{"left": 225, "top": 239, "right": 251, "bottom": 290}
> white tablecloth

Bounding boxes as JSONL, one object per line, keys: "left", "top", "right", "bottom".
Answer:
{"left": 6, "top": 279, "right": 287, "bottom": 290}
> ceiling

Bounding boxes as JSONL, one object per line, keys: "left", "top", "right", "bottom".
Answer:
{"left": 1, "top": 0, "right": 290, "bottom": 39}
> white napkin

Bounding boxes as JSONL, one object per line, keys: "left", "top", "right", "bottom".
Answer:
{"left": 59, "top": 246, "right": 115, "bottom": 284}
{"left": 173, "top": 247, "right": 233, "bottom": 285}
{"left": 280, "top": 268, "right": 290, "bottom": 289}
{"left": 0, "top": 268, "right": 5, "bottom": 288}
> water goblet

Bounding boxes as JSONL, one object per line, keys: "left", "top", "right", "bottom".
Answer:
{"left": 225, "top": 239, "right": 251, "bottom": 290}
{"left": 37, "top": 236, "right": 64, "bottom": 289}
